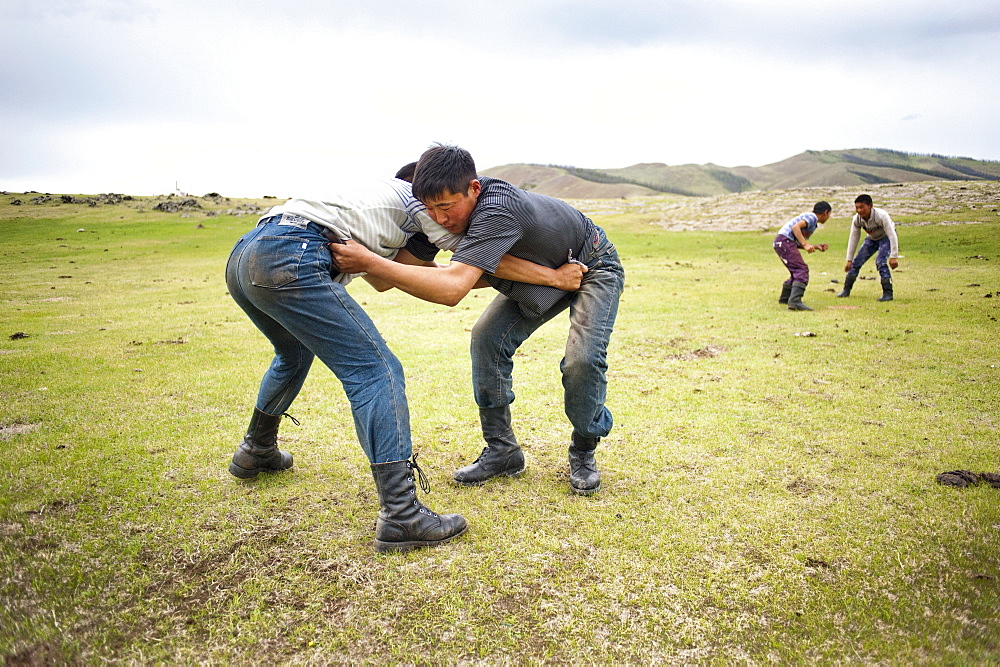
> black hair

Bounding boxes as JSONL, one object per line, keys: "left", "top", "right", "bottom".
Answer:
{"left": 394, "top": 162, "right": 417, "bottom": 183}
{"left": 854, "top": 194, "right": 873, "bottom": 206}
{"left": 411, "top": 144, "right": 477, "bottom": 201}
{"left": 813, "top": 201, "right": 832, "bottom": 215}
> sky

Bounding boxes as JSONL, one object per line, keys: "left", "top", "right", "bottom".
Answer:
{"left": 2, "top": 0, "right": 999, "bottom": 198}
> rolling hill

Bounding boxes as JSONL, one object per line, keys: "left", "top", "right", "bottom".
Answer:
{"left": 482, "top": 149, "right": 1000, "bottom": 199}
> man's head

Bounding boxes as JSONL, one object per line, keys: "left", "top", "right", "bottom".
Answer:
{"left": 394, "top": 162, "right": 417, "bottom": 183}
{"left": 813, "top": 200, "right": 832, "bottom": 223}
{"left": 854, "top": 194, "right": 873, "bottom": 218}
{"left": 411, "top": 144, "right": 481, "bottom": 234}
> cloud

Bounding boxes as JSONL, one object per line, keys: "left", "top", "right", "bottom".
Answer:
{"left": 0, "top": 0, "right": 158, "bottom": 22}
{"left": 1, "top": 0, "right": 999, "bottom": 195}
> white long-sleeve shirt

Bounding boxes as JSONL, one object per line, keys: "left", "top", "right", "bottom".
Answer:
{"left": 260, "top": 179, "right": 460, "bottom": 284}
{"left": 846, "top": 206, "right": 899, "bottom": 260}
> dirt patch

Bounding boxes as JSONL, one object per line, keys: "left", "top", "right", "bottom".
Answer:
{"left": 787, "top": 477, "right": 816, "bottom": 496}
{"left": 667, "top": 345, "right": 726, "bottom": 361}
{"left": 1, "top": 423, "right": 39, "bottom": 439}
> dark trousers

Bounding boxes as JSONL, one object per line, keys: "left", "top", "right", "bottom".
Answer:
{"left": 774, "top": 235, "right": 808, "bottom": 285}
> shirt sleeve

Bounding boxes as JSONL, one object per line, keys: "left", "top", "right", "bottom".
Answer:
{"left": 881, "top": 210, "right": 899, "bottom": 258}
{"left": 451, "top": 203, "right": 523, "bottom": 273}
{"left": 846, "top": 217, "right": 861, "bottom": 260}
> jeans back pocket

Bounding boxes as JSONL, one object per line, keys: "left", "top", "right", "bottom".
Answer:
{"left": 248, "top": 236, "right": 305, "bottom": 288}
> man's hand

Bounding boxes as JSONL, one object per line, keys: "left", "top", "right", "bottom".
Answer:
{"left": 815, "top": 243, "right": 828, "bottom": 252}
{"left": 889, "top": 258, "right": 899, "bottom": 269}
{"left": 805, "top": 244, "right": 817, "bottom": 254}
{"left": 844, "top": 260, "right": 853, "bottom": 272}
{"left": 329, "top": 239, "right": 376, "bottom": 274}
{"left": 552, "top": 262, "right": 588, "bottom": 291}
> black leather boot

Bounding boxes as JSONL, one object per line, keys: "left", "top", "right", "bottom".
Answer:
{"left": 878, "top": 278, "right": 893, "bottom": 301}
{"left": 371, "top": 456, "right": 468, "bottom": 553}
{"left": 229, "top": 408, "right": 294, "bottom": 479}
{"left": 453, "top": 406, "right": 525, "bottom": 485}
{"left": 778, "top": 283, "right": 792, "bottom": 304}
{"left": 787, "top": 281, "right": 812, "bottom": 311}
{"left": 568, "top": 432, "right": 601, "bottom": 495}
{"left": 837, "top": 274, "right": 856, "bottom": 298}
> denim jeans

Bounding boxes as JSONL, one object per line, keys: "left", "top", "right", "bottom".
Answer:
{"left": 225, "top": 217, "right": 412, "bottom": 464}
{"left": 847, "top": 236, "right": 892, "bottom": 281}
{"left": 470, "top": 225, "right": 625, "bottom": 441}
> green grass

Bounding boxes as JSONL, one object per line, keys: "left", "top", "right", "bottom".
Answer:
{"left": 1, "top": 189, "right": 998, "bottom": 662}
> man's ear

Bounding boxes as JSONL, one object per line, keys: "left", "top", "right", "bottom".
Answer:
{"left": 468, "top": 179, "right": 482, "bottom": 197}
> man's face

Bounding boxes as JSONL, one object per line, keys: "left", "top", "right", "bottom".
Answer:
{"left": 855, "top": 201, "right": 873, "bottom": 219}
{"left": 422, "top": 180, "right": 481, "bottom": 235}
{"left": 817, "top": 210, "right": 831, "bottom": 224}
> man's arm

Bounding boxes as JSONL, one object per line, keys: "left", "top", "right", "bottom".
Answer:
{"left": 844, "top": 220, "right": 861, "bottom": 269}
{"left": 493, "top": 254, "right": 587, "bottom": 291}
{"left": 792, "top": 220, "right": 818, "bottom": 253}
{"left": 361, "top": 248, "right": 439, "bottom": 292}
{"left": 880, "top": 210, "right": 900, "bottom": 268}
{"left": 406, "top": 230, "right": 585, "bottom": 291}
{"left": 332, "top": 240, "right": 483, "bottom": 306}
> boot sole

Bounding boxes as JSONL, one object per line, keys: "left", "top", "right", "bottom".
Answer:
{"left": 453, "top": 466, "right": 526, "bottom": 486}
{"left": 228, "top": 462, "right": 292, "bottom": 479}
{"left": 373, "top": 525, "right": 469, "bottom": 554}
{"left": 571, "top": 481, "right": 601, "bottom": 496}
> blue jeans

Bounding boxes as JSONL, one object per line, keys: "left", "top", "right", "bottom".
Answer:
{"left": 848, "top": 236, "right": 892, "bottom": 281}
{"left": 225, "top": 217, "right": 412, "bottom": 464}
{"left": 470, "top": 226, "right": 625, "bottom": 440}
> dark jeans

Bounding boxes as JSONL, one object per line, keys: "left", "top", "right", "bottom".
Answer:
{"left": 470, "top": 226, "right": 625, "bottom": 440}
{"left": 848, "top": 236, "right": 892, "bottom": 281}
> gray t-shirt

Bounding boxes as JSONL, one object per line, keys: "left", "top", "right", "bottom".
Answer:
{"left": 451, "top": 177, "right": 593, "bottom": 272}
{"left": 411, "top": 177, "right": 597, "bottom": 318}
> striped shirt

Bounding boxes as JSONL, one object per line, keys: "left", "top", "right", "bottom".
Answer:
{"left": 846, "top": 207, "right": 899, "bottom": 259}
{"left": 261, "top": 178, "right": 461, "bottom": 259}
{"left": 451, "top": 177, "right": 593, "bottom": 272}
{"left": 777, "top": 212, "right": 820, "bottom": 247}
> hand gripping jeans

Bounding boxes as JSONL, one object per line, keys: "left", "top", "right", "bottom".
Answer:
{"left": 470, "top": 225, "right": 625, "bottom": 441}
{"left": 225, "top": 218, "right": 412, "bottom": 464}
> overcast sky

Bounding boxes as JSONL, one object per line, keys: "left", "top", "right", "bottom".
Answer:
{"left": 2, "top": 0, "right": 998, "bottom": 197}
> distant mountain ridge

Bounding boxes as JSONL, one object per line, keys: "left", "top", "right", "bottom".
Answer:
{"left": 481, "top": 149, "right": 1000, "bottom": 199}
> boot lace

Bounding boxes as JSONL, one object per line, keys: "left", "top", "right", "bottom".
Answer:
{"left": 409, "top": 453, "right": 431, "bottom": 494}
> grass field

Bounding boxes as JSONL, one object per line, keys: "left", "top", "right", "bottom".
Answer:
{"left": 1, "top": 186, "right": 998, "bottom": 662}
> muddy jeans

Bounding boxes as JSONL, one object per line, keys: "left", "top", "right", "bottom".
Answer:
{"left": 470, "top": 226, "right": 625, "bottom": 441}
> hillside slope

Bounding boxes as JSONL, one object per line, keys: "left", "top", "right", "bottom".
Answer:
{"left": 482, "top": 149, "right": 1000, "bottom": 199}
